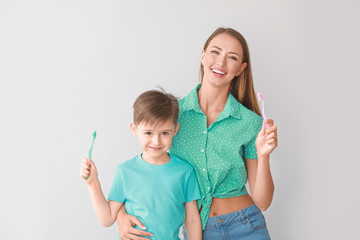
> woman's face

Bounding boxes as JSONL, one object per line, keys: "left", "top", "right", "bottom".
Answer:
{"left": 201, "top": 33, "right": 247, "bottom": 89}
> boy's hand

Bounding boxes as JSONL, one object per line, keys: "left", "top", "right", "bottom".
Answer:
{"left": 80, "top": 158, "right": 98, "bottom": 185}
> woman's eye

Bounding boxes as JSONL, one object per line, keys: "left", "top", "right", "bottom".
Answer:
{"left": 211, "top": 50, "right": 219, "bottom": 55}
{"left": 229, "top": 56, "right": 238, "bottom": 60}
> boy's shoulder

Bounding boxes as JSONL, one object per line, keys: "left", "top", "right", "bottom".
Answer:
{"left": 169, "top": 154, "right": 195, "bottom": 171}
{"left": 116, "top": 155, "right": 139, "bottom": 170}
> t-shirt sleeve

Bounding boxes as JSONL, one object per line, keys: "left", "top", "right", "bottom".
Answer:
{"left": 184, "top": 167, "right": 201, "bottom": 203}
{"left": 108, "top": 166, "right": 126, "bottom": 203}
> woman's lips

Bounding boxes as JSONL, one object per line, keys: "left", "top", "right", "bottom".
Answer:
{"left": 211, "top": 68, "right": 226, "bottom": 77}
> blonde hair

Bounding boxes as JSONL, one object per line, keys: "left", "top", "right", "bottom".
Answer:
{"left": 133, "top": 89, "right": 179, "bottom": 126}
{"left": 200, "top": 27, "right": 261, "bottom": 116}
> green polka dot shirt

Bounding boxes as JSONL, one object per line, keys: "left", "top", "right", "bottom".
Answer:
{"left": 170, "top": 84, "right": 263, "bottom": 229}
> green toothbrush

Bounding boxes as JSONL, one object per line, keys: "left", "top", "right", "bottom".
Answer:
{"left": 86, "top": 131, "right": 97, "bottom": 180}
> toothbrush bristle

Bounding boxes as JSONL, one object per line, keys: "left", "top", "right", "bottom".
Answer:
{"left": 92, "top": 131, "right": 96, "bottom": 138}
{"left": 257, "top": 92, "right": 263, "bottom": 101}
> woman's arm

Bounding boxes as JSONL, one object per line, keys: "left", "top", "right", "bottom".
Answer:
{"left": 246, "top": 119, "right": 277, "bottom": 211}
{"left": 184, "top": 201, "right": 202, "bottom": 240}
{"left": 116, "top": 204, "right": 153, "bottom": 240}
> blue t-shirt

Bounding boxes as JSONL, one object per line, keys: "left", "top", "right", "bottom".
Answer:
{"left": 108, "top": 153, "right": 201, "bottom": 240}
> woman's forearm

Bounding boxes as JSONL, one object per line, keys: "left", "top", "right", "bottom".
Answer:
{"left": 251, "top": 156, "right": 274, "bottom": 211}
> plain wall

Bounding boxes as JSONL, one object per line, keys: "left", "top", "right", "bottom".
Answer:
{"left": 1, "top": 0, "right": 359, "bottom": 239}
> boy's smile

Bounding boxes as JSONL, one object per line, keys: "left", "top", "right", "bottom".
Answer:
{"left": 131, "top": 120, "right": 179, "bottom": 165}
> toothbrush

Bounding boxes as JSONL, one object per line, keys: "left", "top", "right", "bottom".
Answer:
{"left": 86, "top": 131, "right": 97, "bottom": 180}
{"left": 257, "top": 93, "right": 269, "bottom": 130}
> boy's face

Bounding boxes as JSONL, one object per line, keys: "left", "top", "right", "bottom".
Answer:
{"left": 130, "top": 120, "right": 179, "bottom": 163}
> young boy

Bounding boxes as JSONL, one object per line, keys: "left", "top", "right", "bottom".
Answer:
{"left": 80, "top": 90, "right": 202, "bottom": 240}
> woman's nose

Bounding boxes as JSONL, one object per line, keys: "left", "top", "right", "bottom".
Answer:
{"left": 218, "top": 54, "right": 226, "bottom": 66}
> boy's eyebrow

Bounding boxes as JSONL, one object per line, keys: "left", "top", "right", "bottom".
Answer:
{"left": 143, "top": 129, "right": 173, "bottom": 132}
{"left": 211, "top": 45, "right": 240, "bottom": 57}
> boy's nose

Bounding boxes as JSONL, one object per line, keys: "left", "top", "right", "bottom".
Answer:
{"left": 152, "top": 135, "right": 160, "bottom": 144}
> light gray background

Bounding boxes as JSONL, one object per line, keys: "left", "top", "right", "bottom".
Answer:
{"left": 1, "top": 0, "right": 359, "bottom": 239}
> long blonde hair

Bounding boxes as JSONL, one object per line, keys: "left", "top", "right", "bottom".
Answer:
{"left": 200, "top": 27, "right": 261, "bottom": 116}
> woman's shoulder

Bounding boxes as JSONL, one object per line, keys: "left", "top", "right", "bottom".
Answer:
{"left": 177, "top": 85, "right": 200, "bottom": 112}
{"left": 237, "top": 102, "right": 263, "bottom": 131}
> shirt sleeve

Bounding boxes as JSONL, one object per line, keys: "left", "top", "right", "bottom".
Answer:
{"left": 184, "top": 167, "right": 201, "bottom": 203}
{"left": 244, "top": 117, "right": 263, "bottom": 159}
{"left": 244, "top": 136, "right": 258, "bottom": 159}
{"left": 108, "top": 166, "right": 126, "bottom": 203}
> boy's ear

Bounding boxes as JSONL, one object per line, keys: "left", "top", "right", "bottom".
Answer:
{"left": 174, "top": 123, "right": 180, "bottom": 135}
{"left": 130, "top": 122, "right": 137, "bottom": 135}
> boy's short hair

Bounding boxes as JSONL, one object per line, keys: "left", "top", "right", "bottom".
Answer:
{"left": 133, "top": 89, "right": 179, "bottom": 126}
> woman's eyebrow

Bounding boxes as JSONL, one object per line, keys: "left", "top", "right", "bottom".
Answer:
{"left": 211, "top": 45, "right": 240, "bottom": 57}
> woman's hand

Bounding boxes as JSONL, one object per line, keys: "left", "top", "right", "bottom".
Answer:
{"left": 255, "top": 119, "right": 278, "bottom": 159}
{"left": 80, "top": 158, "right": 98, "bottom": 185}
{"left": 117, "top": 206, "right": 153, "bottom": 240}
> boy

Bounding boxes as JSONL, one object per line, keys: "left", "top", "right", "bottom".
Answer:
{"left": 80, "top": 90, "right": 202, "bottom": 239}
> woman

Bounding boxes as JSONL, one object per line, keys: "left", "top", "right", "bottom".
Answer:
{"left": 117, "top": 27, "right": 278, "bottom": 239}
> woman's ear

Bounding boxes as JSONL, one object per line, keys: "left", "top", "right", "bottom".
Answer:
{"left": 130, "top": 122, "right": 137, "bottom": 135}
{"left": 200, "top": 49, "right": 205, "bottom": 66}
{"left": 236, "top": 62, "right": 247, "bottom": 76}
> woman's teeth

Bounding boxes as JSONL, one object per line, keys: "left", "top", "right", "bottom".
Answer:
{"left": 212, "top": 69, "right": 225, "bottom": 75}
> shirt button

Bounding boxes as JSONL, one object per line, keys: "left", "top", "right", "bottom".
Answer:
{"left": 201, "top": 149, "right": 204, "bottom": 152}
{"left": 203, "top": 131, "right": 207, "bottom": 134}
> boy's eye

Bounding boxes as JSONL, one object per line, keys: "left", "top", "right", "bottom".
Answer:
{"left": 145, "top": 132, "right": 151, "bottom": 135}
{"left": 162, "top": 132, "right": 169, "bottom": 135}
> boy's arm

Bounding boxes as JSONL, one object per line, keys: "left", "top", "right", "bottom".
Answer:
{"left": 184, "top": 200, "right": 202, "bottom": 240}
{"left": 81, "top": 158, "right": 123, "bottom": 227}
{"left": 87, "top": 179, "right": 123, "bottom": 227}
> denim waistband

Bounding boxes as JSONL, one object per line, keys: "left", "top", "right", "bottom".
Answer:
{"left": 205, "top": 204, "right": 262, "bottom": 229}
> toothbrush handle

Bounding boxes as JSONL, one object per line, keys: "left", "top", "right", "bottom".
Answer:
{"left": 85, "top": 141, "right": 95, "bottom": 180}
{"left": 85, "top": 131, "right": 96, "bottom": 180}
{"left": 261, "top": 101, "right": 269, "bottom": 130}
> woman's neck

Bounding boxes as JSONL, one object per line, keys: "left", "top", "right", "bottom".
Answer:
{"left": 198, "top": 81, "right": 230, "bottom": 115}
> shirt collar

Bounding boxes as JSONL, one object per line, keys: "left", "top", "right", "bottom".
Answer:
{"left": 182, "top": 84, "right": 242, "bottom": 120}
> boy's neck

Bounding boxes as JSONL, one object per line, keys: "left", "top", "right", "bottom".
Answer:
{"left": 141, "top": 152, "right": 170, "bottom": 165}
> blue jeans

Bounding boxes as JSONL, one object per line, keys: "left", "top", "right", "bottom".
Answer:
{"left": 181, "top": 204, "right": 271, "bottom": 240}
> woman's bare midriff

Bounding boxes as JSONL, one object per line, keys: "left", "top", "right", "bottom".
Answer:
{"left": 208, "top": 194, "right": 254, "bottom": 217}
